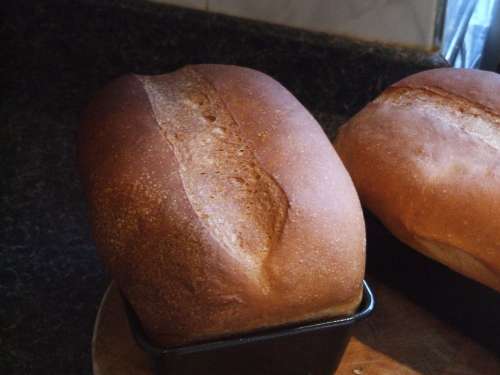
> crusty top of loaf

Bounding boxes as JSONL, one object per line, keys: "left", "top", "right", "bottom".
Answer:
{"left": 394, "top": 68, "right": 500, "bottom": 116}
{"left": 334, "top": 67, "right": 500, "bottom": 292}
{"left": 79, "top": 65, "right": 366, "bottom": 346}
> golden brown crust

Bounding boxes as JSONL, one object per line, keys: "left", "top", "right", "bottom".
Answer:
{"left": 79, "top": 65, "right": 366, "bottom": 346}
{"left": 394, "top": 68, "right": 500, "bottom": 115}
{"left": 334, "top": 68, "right": 500, "bottom": 292}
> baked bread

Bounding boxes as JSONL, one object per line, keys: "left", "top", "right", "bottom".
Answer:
{"left": 79, "top": 65, "right": 366, "bottom": 346}
{"left": 334, "top": 68, "right": 500, "bottom": 292}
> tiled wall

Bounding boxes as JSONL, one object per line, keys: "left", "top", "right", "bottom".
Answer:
{"left": 148, "top": 0, "right": 445, "bottom": 50}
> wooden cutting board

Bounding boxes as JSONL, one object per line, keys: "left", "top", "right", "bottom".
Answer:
{"left": 92, "top": 280, "right": 499, "bottom": 375}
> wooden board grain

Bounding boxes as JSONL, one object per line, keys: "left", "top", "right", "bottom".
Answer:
{"left": 92, "top": 281, "right": 499, "bottom": 375}
{"left": 92, "top": 284, "right": 153, "bottom": 375}
{"left": 336, "top": 281, "right": 499, "bottom": 375}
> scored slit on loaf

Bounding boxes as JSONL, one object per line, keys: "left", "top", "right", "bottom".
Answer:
{"left": 79, "top": 65, "right": 366, "bottom": 346}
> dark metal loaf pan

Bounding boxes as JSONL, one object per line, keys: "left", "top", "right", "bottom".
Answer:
{"left": 123, "top": 280, "right": 375, "bottom": 375}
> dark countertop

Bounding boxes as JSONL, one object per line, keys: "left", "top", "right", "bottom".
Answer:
{"left": 2, "top": 1, "right": 448, "bottom": 373}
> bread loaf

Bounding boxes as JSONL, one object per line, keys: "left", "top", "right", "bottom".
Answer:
{"left": 334, "top": 68, "right": 500, "bottom": 292}
{"left": 79, "top": 65, "right": 366, "bottom": 346}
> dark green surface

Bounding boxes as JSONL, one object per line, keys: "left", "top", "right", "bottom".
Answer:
{"left": 1, "top": 1, "right": 447, "bottom": 373}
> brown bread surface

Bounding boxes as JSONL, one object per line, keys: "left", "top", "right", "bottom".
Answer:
{"left": 79, "top": 65, "right": 366, "bottom": 346}
{"left": 335, "top": 68, "right": 500, "bottom": 292}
